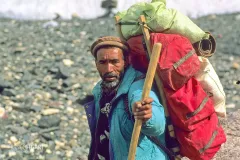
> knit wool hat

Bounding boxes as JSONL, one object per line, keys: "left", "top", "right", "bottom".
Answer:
{"left": 90, "top": 36, "right": 130, "bottom": 57}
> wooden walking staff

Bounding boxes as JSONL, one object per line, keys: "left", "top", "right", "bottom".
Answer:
{"left": 139, "top": 15, "right": 181, "bottom": 160}
{"left": 128, "top": 43, "right": 162, "bottom": 160}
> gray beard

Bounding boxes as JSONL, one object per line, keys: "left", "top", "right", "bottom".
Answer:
{"left": 101, "top": 79, "right": 120, "bottom": 94}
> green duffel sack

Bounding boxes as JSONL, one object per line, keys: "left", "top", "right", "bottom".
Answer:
{"left": 116, "top": 0, "right": 215, "bottom": 57}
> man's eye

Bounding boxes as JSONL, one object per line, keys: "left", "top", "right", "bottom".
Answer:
{"left": 111, "top": 60, "right": 119, "bottom": 64}
{"left": 99, "top": 61, "right": 105, "bottom": 64}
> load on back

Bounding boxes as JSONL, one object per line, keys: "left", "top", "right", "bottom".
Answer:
{"left": 115, "top": 0, "right": 227, "bottom": 159}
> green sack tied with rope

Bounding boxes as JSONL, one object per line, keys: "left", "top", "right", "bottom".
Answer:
{"left": 116, "top": 0, "right": 209, "bottom": 44}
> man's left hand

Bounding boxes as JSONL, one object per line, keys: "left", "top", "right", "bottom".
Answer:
{"left": 132, "top": 97, "right": 153, "bottom": 123}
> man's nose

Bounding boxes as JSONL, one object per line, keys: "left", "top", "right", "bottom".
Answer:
{"left": 106, "top": 63, "right": 114, "bottom": 72}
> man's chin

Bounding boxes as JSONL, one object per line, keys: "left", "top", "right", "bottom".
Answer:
{"left": 102, "top": 80, "right": 119, "bottom": 92}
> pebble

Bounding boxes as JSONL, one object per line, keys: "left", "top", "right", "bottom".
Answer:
{"left": 10, "top": 136, "right": 18, "bottom": 143}
{"left": 69, "top": 139, "right": 78, "bottom": 147}
{"left": 46, "top": 149, "right": 52, "bottom": 154}
{"left": 71, "top": 83, "right": 81, "bottom": 89}
{"left": 72, "top": 39, "right": 81, "bottom": 44}
{"left": 63, "top": 59, "right": 74, "bottom": 67}
{"left": 42, "top": 108, "right": 60, "bottom": 115}
{"left": 55, "top": 140, "right": 65, "bottom": 150}
{"left": 43, "top": 75, "right": 53, "bottom": 83}
{"left": 0, "top": 107, "right": 6, "bottom": 118}
{"left": 0, "top": 78, "right": 13, "bottom": 89}
{"left": 73, "top": 135, "right": 78, "bottom": 139}
{"left": 66, "top": 150, "right": 73, "bottom": 157}
{"left": 235, "top": 14, "right": 240, "bottom": 20}
{"left": 67, "top": 100, "right": 72, "bottom": 106}
{"left": 226, "top": 103, "right": 236, "bottom": 109}
{"left": 7, "top": 126, "right": 28, "bottom": 135}
{"left": 30, "top": 105, "right": 44, "bottom": 112}
{"left": 82, "top": 115, "right": 87, "bottom": 120}
{"left": 56, "top": 151, "right": 61, "bottom": 155}
{"left": 5, "top": 105, "right": 12, "bottom": 112}
{"left": 1, "top": 89, "right": 16, "bottom": 97}
{"left": 14, "top": 47, "right": 26, "bottom": 53}
{"left": 66, "top": 107, "right": 74, "bottom": 114}
{"left": 55, "top": 51, "right": 66, "bottom": 55}
{"left": 37, "top": 115, "right": 61, "bottom": 128}
{"left": 73, "top": 128, "right": 79, "bottom": 133}
{"left": 73, "top": 117, "right": 79, "bottom": 122}
{"left": 43, "top": 92, "right": 52, "bottom": 100}
{"left": 232, "top": 62, "right": 240, "bottom": 69}
{"left": 0, "top": 144, "right": 12, "bottom": 149}
{"left": 21, "top": 121, "right": 29, "bottom": 128}
{"left": 57, "top": 64, "right": 70, "bottom": 79}
{"left": 8, "top": 151, "right": 17, "bottom": 157}
{"left": 60, "top": 116, "right": 68, "bottom": 121}
{"left": 80, "top": 31, "right": 87, "bottom": 36}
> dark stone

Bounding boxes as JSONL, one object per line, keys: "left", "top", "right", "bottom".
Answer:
{"left": 1, "top": 89, "right": 16, "bottom": 97}
{"left": 41, "top": 133, "right": 55, "bottom": 141}
{"left": 48, "top": 140, "right": 55, "bottom": 150}
{"left": 12, "top": 105, "right": 31, "bottom": 113}
{"left": 62, "top": 79, "right": 72, "bottom": 87}
{"left": 237, "top": 80, "right": 240, "bottom": 85}
{"left": 21, "top": 71, "right": 32, "bottom": 81}
{"left": 24, "top": 97, "right": 33, "bottom": 106}
{"left": 6, "top": 126, "right": 28, "bottom": 135}
{"left": 31, "top": 67, "right": 41, "bottom": 75}
{"left": 0, "top": 135, "right": 4, "bottom": 144}
{"left": 29, "top": 105, "right": 44, "bottom": 112}
{"left": 56, "top": 64, "right": 70, "bottom": 79}
{"left": 29, "top": 126, "right": 41, "bottom": 132}
{"left": 48, "top": 67, "right": 59, "bottom": 74}
{"left": 37, "top": 116, "right": 61, "bottom": 128}
{"left": 23, "top": 134, "right": 31, "bottom": 142}
{"left": 0, "top": 78, "right": 13, "bottom": 91}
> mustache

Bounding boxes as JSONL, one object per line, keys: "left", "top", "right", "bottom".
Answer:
{"left": 103, "top": 72, "right": 118, "bottom": 79}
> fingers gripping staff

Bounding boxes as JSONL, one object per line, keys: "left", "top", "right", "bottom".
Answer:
{"left": 133, "top": 97, "right": 153, "bottom": 123}
{"left": 128, "top": 43, "right": 162, "bottom": 160}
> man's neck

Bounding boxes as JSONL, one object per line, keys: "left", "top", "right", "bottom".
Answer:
{"left": 102, "top": 86, "right": 118, "bottom": 96}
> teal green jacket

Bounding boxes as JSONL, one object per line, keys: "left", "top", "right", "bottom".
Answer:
{"left": 84, "top": 66, "right": 168, "bottom": 160}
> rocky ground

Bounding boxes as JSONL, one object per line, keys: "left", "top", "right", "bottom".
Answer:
{"left": 0, "top": 13, "right": 239, "bottom": 160}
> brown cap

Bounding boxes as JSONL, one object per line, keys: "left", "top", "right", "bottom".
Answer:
{"left": 90, "top": 36, "right": 130, "bottom": 57}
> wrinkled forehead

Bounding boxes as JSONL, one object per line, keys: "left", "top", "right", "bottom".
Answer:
{"left": 96, "top": 47, "right": 124, "bottom": 60}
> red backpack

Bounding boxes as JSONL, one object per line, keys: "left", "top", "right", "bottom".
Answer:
{"left": 127, "top": 33, "right": 226, "bottom": 160}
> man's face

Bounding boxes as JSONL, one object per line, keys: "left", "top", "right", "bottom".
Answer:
{"left": 95, "top": 47, "right": 126, "bottom": 91}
